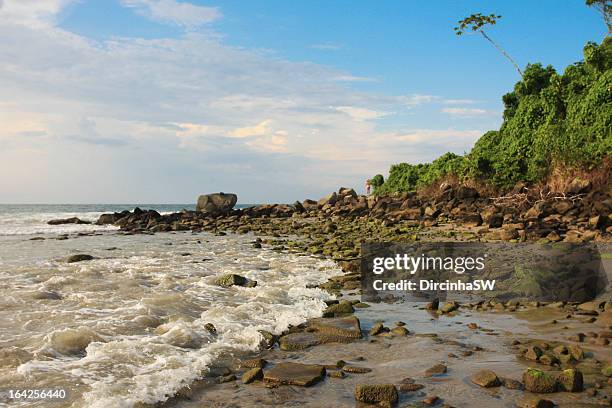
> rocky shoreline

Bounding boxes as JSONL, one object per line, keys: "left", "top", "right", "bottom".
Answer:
{"left": 46, "top": 184, "right": 612, "bottom": 407}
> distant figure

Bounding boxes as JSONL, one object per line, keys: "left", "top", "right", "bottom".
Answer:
{"left": 365, "top": 180, "right": 371, "bottom": 196}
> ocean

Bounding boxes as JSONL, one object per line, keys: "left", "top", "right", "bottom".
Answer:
{"left": 0, "top": 204, "right": 340, "bottom": 407}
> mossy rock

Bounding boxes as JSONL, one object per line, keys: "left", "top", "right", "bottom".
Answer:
{"left": 557, "top": 368, "right": 583, "bottom": 392}
{"left": 522, "top": 368, "right": 557, "bottom": 393}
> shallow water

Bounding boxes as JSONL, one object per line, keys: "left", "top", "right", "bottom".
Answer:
{"left": 0, "top": 229, "right": 340, "bottom": 407}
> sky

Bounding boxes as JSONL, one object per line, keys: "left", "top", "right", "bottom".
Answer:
{"left": 0, "top": 0, "right": 606, "bottom": 204}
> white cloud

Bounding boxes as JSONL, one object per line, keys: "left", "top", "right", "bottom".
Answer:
{"left": 228, "top": 120, "right": 272, "bottom": 138}
{"left": 120, "top": 0, "right": 221, "bottom": 28}
{"left": 335, "top": 106, "right": 389, "bottom": 121}
{"left": 441, "top": 107, "right": 497, "bottom": 118}
{"left": 0, "top": 4, "right": 499, "bottom": 203}
{"left": 442, "top": 98, "right": 477, "bottom": 105}
{"left": 0, "top": 0, "right": 76, "bottom": 28}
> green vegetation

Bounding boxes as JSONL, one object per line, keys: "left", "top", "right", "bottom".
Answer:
{"left": 374, "top": 39, "right": 612, "bottom": 195}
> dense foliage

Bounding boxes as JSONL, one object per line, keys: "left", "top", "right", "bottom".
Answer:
{"left": 374, "top": 39, "right": 611, "bottom": 194}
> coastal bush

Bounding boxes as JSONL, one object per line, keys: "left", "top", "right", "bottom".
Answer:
{"left": 374, "top": 39, "right": 611, "bottom": 194}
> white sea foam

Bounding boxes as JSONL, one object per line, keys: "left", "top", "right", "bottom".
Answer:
{"left": 0, "top": 231, "right": 341, "bottom": 407}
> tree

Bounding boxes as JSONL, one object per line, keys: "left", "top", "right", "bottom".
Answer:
{"left": 455, "top": 13, "right": 523, "bottom": 77}
{"left": 586, "top": 0, "right": 612, "bottom": 37}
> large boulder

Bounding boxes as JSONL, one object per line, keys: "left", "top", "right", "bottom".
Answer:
{"left": 196, "top": 193, "right": 237, "bottom": 214}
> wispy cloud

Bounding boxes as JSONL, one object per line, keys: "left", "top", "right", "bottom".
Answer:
{"left": 442, "top": 98, "right": 478, "bottom": 105}
{"left": 310, "top": 42, "right": 342, "bottom": 51}
{"left": 335, "top": 106, "right": 390, "bottom": 121}
{"left": 120, "top": 0, "right": 221, "bottom": 28}
{"left": 332, "top": 75, "right": 378, "bottom": 82}
{"left": 0, "top": 0, "right": 77, "bottom": 28}
{"left": 441, "top": 107, "right": 497, "bottom": 118}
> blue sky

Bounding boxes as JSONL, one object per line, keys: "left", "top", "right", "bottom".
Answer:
{"left": 0, "top": 0, "right": 606, "bottom": 203}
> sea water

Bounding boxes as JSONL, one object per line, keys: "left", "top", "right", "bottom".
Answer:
{"left": 0, "top": 205, "right": 340, "bottom": 407}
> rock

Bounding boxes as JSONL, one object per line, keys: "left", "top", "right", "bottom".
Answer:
{"left": 214, "top": 273, "right": 255, "bottom": 288}
{"left": 522, "top": 368, "right": 557, "bottom": 393}
{"left": 354, "top": 384, "right": 398, "bottom": 405}
{"left": 342, "top": 365, "right": 372, "bottom": 374}
{"left": 456, "top": 186, "right": 479, "bottom": 199}
{"left": 424, "top": 363, "right": 447, "bottom": 377}
{"left": 327, "top": 370, "right": 346, "bottom": 378}
{"left": 566, "top": 177, "right": 591, "bottom": 194}
{"left": 242, "top": 358, "right": 267, "bottom": 369}
{"left": 258, "top": 330, "right": 277, "bottom": 348}
{"left": 309, "top": 316, "right": 362, "bottom": 343}
{"left": 524, "top": 345, "right": 543, "bottom": 361}
{"left": 502, "top": 378, "right": 523, "bottom": 390}
{"left": 488, "top": 213, "right": 504, "bottom": 228}
{"left": 440, "top": 301, "right": 459, "bottom": 314}
{"left": 323, "top": 300, "right": 354, "bottom": 316}
{"left": 399, "top": 383, "right": 425, "bottom": 392}
{"left": 391, "top": 326, "right": 409, "bottom": 336}
{"left": 204, "top": 323, "right": 216, "bottom": 334}
{"left": 242, "top": 367, "right": 263, "bottom": 384}
{"left": 338, "top": 187, "right": 357, "bottom": 198}
{"left": 426, "top": 298, "right": 439, "bottom": 310}
{"left": 422, "top": 395, "right": 440, "bottom": 406}
{"left": 218, "top": 374, "right": 236, "bottom": 383}
{"left": 471, "top": 369, "right": 501, "bottom": 387}
{"left": 500, "top": 227, "right": 520, "bottom": 241}
{"left": 518, "top": 396, "right": 555, "bottom": 408}
{"left": 318, "top": 192, "right": 338, "bottom": 207}
{"left": 96, "top": 213, "right": 119, "bottom": 225}
{"left": 196, "top": 193, "right": 237, "bottom": 214}
{"left": 66, "top": 254, "right": 94, "bottom": 263}
{"left": 263, "top": 362, "right": 325, "bottom": 387}
{"left": 48, "top": 217, "right": 91, "bottom": 225}
{"left": 369, "top": 322, "right": 388, "bottom": 336}
{"left": 557, "top": 368, "right": 583, "bottom": 392}
{"left": 279, "top": 332, "right": 319, "bottom": 351}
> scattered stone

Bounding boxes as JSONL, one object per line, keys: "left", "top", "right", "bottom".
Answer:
{"left": 522, "top": 368, "right": 557, "bottom": 393}
{"left": 354, "top": 384, "right": 398, "bottom": 405}
{"left": 502, "top": 378, "right": 523, "bottom": 390}
{"left": 218, "top": 374, "right": 236, "bottom": 383}
{"left": 204, "top": 323, "right": 216, "bottom": 334}
{"left": 342, "top": 365, "right": 372, "bottom": 374}
{"left": 399, "top": 383, "right": 425, "bottom": 392}
{"left": 242, "top": 368, "right": 263, "bottom": 384}
{"left": 369, "top": 322, "right": 388, "bottom": 336}
{"left": 214, "top": 273, "right": 256, "bottom": 288}
{"left": 518, "top": 396, "right": 555, "bottom": 408}
{"left": 48, "top": 217, "right": 91, "bottom": 225}
{"left": 524, "top": 345, "right": 543, "bottom": 361}
{"left": 242, "top": 358, "right": 267, "bottom": 369}
{"left": 279, "top": 332, "right": 319, "bottom": 351}
{"left": 467, "top": 323, "right": 478, "bottom": 330}
{"left": 66, "top": 254, "right": 94, "bottom": 263}
{"left": 440, "top": 301, "right": 459, "bottom": 314}
{"left": 557, "top": 368, "right": 583, "bottom": 392}
{"left": 322, "top": 300, "right": 354, "bottom": 316}
{"left": 309, "top": 316, "right": 362, "bottom": 343}
{"left": 264, "top": 363, "right": 326, "bottom": 387}
{"left": 424, "top": 363, "right": 447, "bottom": 377}
{"left": 471, "top": 369, "right": 500, "bottom": 387}
{"left": 391, "top": 326, "right": 409, "bottom": 336}
{"left": 426, "top": 298, "right": 439, "bottom": 311}
{"left": 327, "top": 370, "right": 346, "bottom": 378}
{"left": 422, "top": 395, "right": 440, "bottom": 406}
